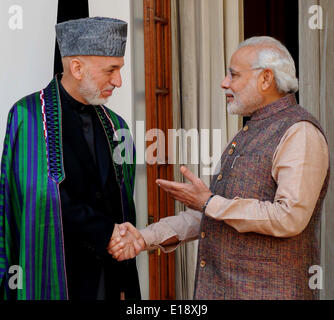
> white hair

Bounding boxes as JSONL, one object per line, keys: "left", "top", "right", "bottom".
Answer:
{"left": 238, "top": 36, "right": 299, "bottom": 93}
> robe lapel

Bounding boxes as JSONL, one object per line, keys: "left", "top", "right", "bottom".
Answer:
{"left": 95, "top": 105, "right": 124, "bottom": 187}
{"left": 43, "top": 76, "right": 97, "bottom": 184}
{"left": 93, "top": 109, "right": 110, "bottom": 188}
{"left": 41, "top": 77, "right": 65, "bottom": 184}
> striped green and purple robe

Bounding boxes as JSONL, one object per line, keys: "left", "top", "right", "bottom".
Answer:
{"left": 0, "top": 77, "right": 136, "bottom": 300}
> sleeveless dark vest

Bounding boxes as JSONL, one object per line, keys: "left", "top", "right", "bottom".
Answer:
{"left": 194, "top": 94, "right": 330, "bottom": 300}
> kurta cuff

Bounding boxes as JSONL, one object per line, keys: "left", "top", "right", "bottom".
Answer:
{"left": 140, "top": 226, "right": 181, "bottom": 253}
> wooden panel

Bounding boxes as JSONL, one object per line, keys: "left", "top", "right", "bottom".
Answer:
{"left": 143, "top": 0, "right": 175, "bottom": 300}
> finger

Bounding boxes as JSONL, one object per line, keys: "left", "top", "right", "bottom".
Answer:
{"left": 118, "top": 223, "right": 130, "bottom": 237}
{"left": 113, "top": 250, "right": 124, "bottom": 260}
{"left": 156, "top": 180, "right": 185, "bottom": 193}
{"left": 156, "top": 179, "right": 179, "bottom": 189}
{"left": 180, "top": 166, "right": 199, "bottom": 184}
{"left": 109, "top": 247, "right": 123, "bottom": 257}
{"left": 117, "top": 254, "right": 127, "bottom": 262}
{"left": 107, "top": 238, "right": 124, "bottom": 251}
{"left": 122, "top": 223, "right": 142, "bottom": 240}
{"left": 111, "top": 236, "right": 122, "bottom": 244}
{"left": 109, "top": 237, "right": 121, "bottom": 247}
{"left": 108, "top": 241, "right": 125, "bottom": 254}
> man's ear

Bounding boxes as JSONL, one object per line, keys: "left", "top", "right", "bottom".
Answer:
{"left": 259, "top": 69, "right": 275, "bottom": 92}
{"left": 69, "top": 58, "right": 85, "bottom": 80}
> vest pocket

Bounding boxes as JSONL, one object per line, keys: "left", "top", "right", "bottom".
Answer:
{"left": 223, "top": 227, "right": 280, "bottom": 263}
{"left": 224, "top": 154, "right": 274, "bottom": 201}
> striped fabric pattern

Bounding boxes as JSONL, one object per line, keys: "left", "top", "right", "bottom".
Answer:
{"left": 0, "top": 76, "right": 136, "bottom": 299}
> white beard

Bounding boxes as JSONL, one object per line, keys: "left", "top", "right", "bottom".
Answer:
{"left": 226, "top": 77, "right": 263, "bottom": 116}
{"left": 78, "top": 71, "right": 114, "bottom": 106}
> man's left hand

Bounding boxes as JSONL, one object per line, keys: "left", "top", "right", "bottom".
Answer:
{"left": 156, "top": 166, "right": 213, "bottom": 212}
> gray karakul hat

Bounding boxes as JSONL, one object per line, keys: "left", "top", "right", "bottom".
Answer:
{"left": 56, "top": 17, "right": 127, "bottom": 57}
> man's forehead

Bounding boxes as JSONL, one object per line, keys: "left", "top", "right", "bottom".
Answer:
{"left": 85, "top": 55, "right": 124, "bottom": 68}
{"left": 229, "top": 46, "right": 257, "bottom": 70}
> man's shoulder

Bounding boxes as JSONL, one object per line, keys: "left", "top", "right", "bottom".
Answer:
{"left": 288, "top": 104, "right": 318, "bottom": 123}
{"left": 10, "top": 90, "right": 42, "bottom": 114}
{"left": 279, "top": 103, "right": 324, "bottom": 136}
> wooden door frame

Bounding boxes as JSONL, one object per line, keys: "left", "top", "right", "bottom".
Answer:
{"left": 143, "top": 0, "right": 175, "bottom": 300}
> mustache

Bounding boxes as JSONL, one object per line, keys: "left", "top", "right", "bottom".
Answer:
{"left": 225, "top": 89, "right": 235, "bottom": 97}
{"left": 102, "top": 86, "right": 115, "bottom": 92}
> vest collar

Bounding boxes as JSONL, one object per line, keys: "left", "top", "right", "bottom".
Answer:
{"left": 250, "top": 93, "right": 297, "bottom": 121}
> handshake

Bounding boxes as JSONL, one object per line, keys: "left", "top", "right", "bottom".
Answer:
{"left": 107, "top": 223, "right": 147, "bottom": 261}
{"left": 106, "top": 166, "right": 213, "bottom": 261}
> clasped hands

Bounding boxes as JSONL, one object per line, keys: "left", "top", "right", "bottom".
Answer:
{"left": 108, "top": 222, "right": 147, "bottom": 261}
{"left": 107, "top": 166, "right": 213, "bottom": 261}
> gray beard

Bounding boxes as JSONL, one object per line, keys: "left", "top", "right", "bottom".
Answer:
{"left": 227, "top": 100, "right": 250, "bottom": 116}
{"left": 78, "top": 86, "right": 109, "bottom": 106}
{"left": 78, "top": 73, "right": 110, "bottom": 106}
{"left": 226, "top": 80, "right": 263, "bottom": 116}
{"left": 85, "top": 95, "right": 108, "bottom": 106}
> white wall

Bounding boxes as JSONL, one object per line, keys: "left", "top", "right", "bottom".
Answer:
{"left": 0, "top": 0, "right": 58, "bottom": 153}
{"left": 89, "top": 0, "right": 134, "bottom": 133}
{"left": 131, "top": 0, "right": 150, "bottom": 301}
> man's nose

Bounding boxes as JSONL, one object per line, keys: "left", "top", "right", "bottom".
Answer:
{"left": 111, "top": 71, "right": 122, "bottom": 88}
{"left": 221, "top": 75, "right": 230, "bottom": 90}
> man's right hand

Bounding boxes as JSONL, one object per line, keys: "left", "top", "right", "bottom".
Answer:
{"left": 108, "top": 223, "right": 146, "bottom": 261}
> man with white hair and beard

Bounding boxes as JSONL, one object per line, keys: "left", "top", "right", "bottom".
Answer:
{"left": 109, "top": 36, "right": 330, "bottom": 300}
{"left": 0, "top": 17, "right": 142, "bottom": 300}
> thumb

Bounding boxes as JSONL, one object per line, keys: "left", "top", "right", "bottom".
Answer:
{"left": 119, "top": 224, "right": 127, "bottom": 237}
{"left": 180, "top": 166, "right": 198, "bottom": 184}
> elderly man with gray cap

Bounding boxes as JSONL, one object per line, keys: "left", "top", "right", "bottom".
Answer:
{"left": 0, "top": 17, "right": 143, "bottom": 300}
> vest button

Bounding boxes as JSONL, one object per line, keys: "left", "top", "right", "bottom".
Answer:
{"left": 201, "top": 232, "right": 206, "bottom": 239}
{"left": 228, "top": 149, "right": 234, "bottom": 155}
{"left": 200, "top": 260, "right": 206, "bottom": 268}
{"left": 243, "top": 125, "right": 249, "bottom": 132}
{"left": 217, "top": 174, "right": 223, "bottom": 181}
